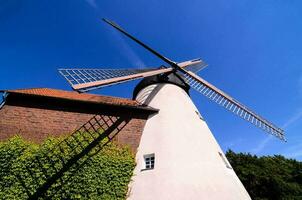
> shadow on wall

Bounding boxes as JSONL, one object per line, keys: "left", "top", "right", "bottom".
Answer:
{"left": 14, "top": 114, "right": 131, "bottom": 199}
{"left": 136, "top": 84, "right": 164, "bottom": 106}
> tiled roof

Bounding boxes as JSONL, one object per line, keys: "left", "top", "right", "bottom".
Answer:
{"left": 2, "top": 88, "right": 142, "bottom": 107}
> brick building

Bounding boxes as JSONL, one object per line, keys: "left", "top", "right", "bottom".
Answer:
{"left": 0, "top": 88, "right": 157, "bottom": 151}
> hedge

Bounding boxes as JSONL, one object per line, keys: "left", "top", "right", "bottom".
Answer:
{"left": 0, "top": 136, "right": 136, "bottom": 200}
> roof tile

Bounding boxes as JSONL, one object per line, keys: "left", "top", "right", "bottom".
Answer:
{"left": 5, "top": 88, "right": 140, "bottom": 107}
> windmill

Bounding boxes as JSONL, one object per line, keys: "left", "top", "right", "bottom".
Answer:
{"left": 59, "top": 19, "right": 285, "bottom": 200}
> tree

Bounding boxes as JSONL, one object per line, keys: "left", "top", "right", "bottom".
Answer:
{"left": 226, "top": 150, "right": 302, "bottom": 200}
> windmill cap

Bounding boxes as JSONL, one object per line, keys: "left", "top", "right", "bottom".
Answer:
{"left": 132, "top": 72, "right": 190, "bottom": 99}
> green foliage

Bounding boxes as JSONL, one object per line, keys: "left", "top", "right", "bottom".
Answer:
{"left": 0, "top": 136, "right": 135, "bottom": 200}
{"left": 226, "top": 150, "right": 302, "bottom": 200}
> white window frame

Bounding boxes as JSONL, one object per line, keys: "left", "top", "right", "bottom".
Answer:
{"left": 142, "top": 153, "right": 155, "bottom": 170}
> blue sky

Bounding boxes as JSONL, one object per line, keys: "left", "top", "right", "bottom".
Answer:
{"left": 1, "top": 0, "right": 302, "bottom": 160}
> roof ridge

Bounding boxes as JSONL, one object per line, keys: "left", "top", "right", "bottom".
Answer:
{"left": 3, "top": 87, "right": 143, "bottom": 106}
{"left": 0, "top": 87, "right": 48, "bottom": 92}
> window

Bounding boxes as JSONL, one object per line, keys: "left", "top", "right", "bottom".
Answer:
{"left": 143, "top": 154, "right": 155, "bottom": 170}
{"left": 218, "top": 152, "right": 232, "bottom": 169}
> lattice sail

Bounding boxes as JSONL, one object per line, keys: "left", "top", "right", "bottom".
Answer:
{"left": 183, "top": 59, "right": 207, "bottom": 73}
{"left": 59, "top": 68, "right": 161, "bottom": 92}
{"left": 180, "top": 70, "right": 285, "bottom": 141}
{"left": 59, "top": 59, "right": 205, "bottom": 92}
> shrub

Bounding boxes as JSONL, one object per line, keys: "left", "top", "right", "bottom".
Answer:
{"left": 0, "top": 136, "right": 135, "bottom": 200}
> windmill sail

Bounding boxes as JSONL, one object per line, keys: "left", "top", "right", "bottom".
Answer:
{"left": 180, "top": 69, "right": 285, "bottom": 141}
{"left": 101, "top": 18, "right": 285, "bottom": 141}
{"left": 59, "top": 59, "right": 206, "bottom": 92}
{"left": 59, "top": 68, "right": 166, "bottom": 92}
{"left": 103, "top": 19, "right": 176, "bottom": 67}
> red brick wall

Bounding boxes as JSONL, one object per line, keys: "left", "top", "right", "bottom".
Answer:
{"left": 0, "top": 104, "right": 148, "bottom": 151}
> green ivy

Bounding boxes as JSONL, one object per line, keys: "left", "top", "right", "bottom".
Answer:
{"left": 0, "top": 136, "right": 135, "bottom": 200}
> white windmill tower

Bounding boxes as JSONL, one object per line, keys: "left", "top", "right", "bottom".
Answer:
{"left": 59, "top": 19, "right": 285, "bottom": 200}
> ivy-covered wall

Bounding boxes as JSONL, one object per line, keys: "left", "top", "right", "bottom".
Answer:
{"left": 0, "top": 136, "right": 136, "bottom": 200}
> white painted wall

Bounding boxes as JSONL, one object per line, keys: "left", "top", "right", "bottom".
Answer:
{"left": 127, "top": 83, "right": 251, "bottom": 200}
